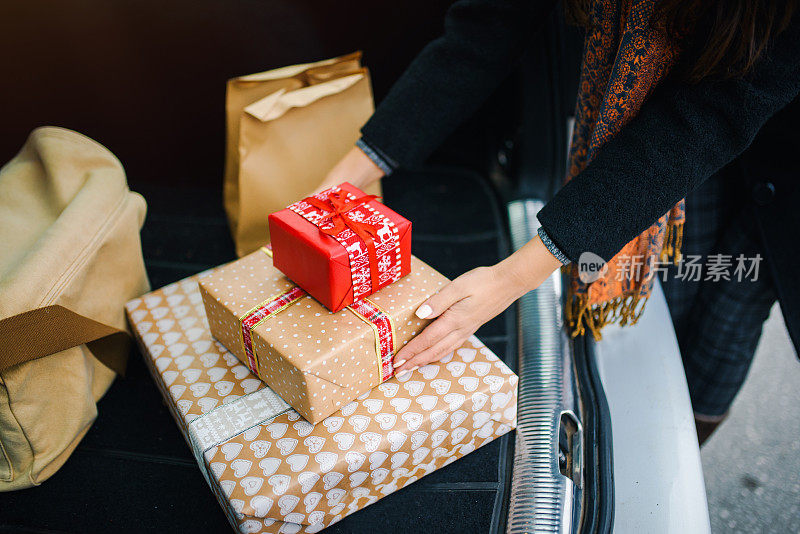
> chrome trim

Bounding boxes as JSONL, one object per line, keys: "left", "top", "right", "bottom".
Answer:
{"left": 506, "top": 200, "right": 582, "bottom": 534}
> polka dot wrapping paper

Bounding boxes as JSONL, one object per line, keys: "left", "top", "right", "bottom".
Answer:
{"left": 126, "top": 271, "right": 518, "bottom": 533}
{"left": 199, "top": 249, "right": 450, "bottom": 423}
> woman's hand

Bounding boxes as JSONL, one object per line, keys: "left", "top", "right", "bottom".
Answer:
{"left": 392, "top": 236, "right": 563, "bottom": 376}
{"left": 314, "top": 146, "right": 385, "bottom": 194}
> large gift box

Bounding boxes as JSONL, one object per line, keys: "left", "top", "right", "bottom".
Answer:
{"left": 126, "top": 273, "right": 518, "bottom": 533}
{"left": 269, "top": 182, "right": 412, "bottom": 312}
{"left": 199, "top": 248, "right": 446, "bottom": 423}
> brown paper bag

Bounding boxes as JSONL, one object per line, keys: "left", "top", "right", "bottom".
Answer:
{"left": 224, "top": 52, "right": 381, "bottom": 257}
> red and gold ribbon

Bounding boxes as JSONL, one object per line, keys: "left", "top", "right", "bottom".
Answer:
{"left": 239, "top": 286, "right": 305, "bottom": 374}
{"left": 346, "top": 298, "right": 396, "bottom": 382}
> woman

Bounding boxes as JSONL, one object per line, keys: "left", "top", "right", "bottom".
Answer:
{"left": 318, "top": 0, "right": 800, "bottom": 442}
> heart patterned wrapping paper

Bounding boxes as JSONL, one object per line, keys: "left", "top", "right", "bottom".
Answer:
{"left": 199, "top": 248, "right": 450, "bottom": 423}
{"left": 125, "top": 272, "right": 518, "bottom": 533}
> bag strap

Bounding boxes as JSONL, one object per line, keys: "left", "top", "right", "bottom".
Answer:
{"left": 0, "top": 305, "right": 129, "bottom": 376}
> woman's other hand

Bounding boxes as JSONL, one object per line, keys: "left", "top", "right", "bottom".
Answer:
{"left": 314, "top": 146, "right": 385, "bottom": 194}
{"left": 392, "top": 236, "right": 563, "bottom": 376}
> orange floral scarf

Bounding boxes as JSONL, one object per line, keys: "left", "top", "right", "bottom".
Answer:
{"left": 566, "top": 0, "right": 685, "bottom": 339}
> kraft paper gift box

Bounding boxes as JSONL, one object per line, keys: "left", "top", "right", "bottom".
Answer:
{"left": 268, "top": 182, "right": 412, "bottom": 313}
{"left": 125, "top": 273, "right": 518, "bottom": 534}
{"left": 199, "top": 248, "right": 446, "bottom": 423}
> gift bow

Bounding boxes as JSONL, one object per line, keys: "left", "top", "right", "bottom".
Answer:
{"left": 305, "top": 189, "right": 382, "bottom": 294}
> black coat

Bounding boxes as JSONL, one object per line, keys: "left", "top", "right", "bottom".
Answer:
{"left": 360, "top": 0, "right": 800, "bottom": 355}
{"left": 737, "top": 96, "right": 800, "bottom": 355}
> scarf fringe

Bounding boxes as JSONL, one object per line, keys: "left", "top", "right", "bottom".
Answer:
{"left": 659, "top": 220, "right": 684, "bottom": 263}
{"left": 568, "top": 219, "right": 684, "bottom": 340}
{"left": 566, "top": 290, "right": 648, "bottom": 341}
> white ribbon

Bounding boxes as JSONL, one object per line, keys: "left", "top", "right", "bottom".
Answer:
{"left": 187, "top": 387, "right": 291, "bottom": 455}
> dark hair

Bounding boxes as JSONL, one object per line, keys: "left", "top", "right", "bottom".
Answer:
{"left": 565, "top": 0, "right": 796, "bottom": 82}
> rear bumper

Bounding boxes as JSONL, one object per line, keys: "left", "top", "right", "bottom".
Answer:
{"left": 506, "top": 199, "right": 710, "bottom": 534}
{"left": 593, "top": 281, "right": 710, "bottom": 533}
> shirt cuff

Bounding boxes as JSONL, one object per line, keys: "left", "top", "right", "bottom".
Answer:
{"left": 538, "top": 226, "right": 571, "bottom": 265}
{"left": 356, "top": 138, "right": 398, "bottom": 176}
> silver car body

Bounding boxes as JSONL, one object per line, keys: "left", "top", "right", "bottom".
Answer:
{"left": 596, "top": 280, "right": 710, "bottom": 533}
{"left": 505, "top": 199, "right": 710, "bottom": 533}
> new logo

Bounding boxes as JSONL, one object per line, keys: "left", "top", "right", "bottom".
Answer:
{"left": 577, "top": 252, "right": 608, "bottom": 283}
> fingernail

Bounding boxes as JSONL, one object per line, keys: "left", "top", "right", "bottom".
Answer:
{"left": 416, "top": 304, "right": 432, "bottom": 319}
{"left": 393, "top": 359, "right": 406, "bottom": 369}
{"left": 396, "top": 370, "right": 410, "bottom": 379}
{"left": 410, "top": 366, "right": 419, "bottom": 373}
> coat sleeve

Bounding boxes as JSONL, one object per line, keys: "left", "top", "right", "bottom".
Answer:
{"left": 537, "top": 17, "right": 800, "bottom": 263}
{"left": 360, "top": 0, "right": 557, "bottom": 170}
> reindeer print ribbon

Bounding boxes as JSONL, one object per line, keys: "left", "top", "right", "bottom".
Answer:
{"left": 288, "top": 185, "right": 402, "bottom": 301}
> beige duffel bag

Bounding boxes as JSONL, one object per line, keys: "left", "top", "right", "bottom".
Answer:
{"left": 0, "top": 127, "right": 150, "bottom": 490}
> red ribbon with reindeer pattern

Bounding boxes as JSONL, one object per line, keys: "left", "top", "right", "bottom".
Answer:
{"left": 288, "top": 186, "right": 403, "bottom": 301}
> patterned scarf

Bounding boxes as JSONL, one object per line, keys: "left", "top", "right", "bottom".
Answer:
{"left": 566, "top": 0, "right": 686, "bottom": 339}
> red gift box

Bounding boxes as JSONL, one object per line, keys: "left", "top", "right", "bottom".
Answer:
{"left": 268, "top": 182, "right": 412, "bottom": 312}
